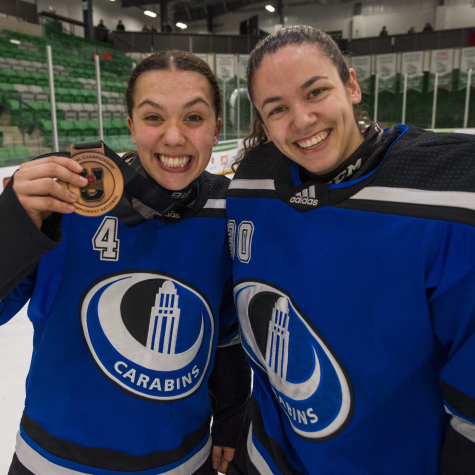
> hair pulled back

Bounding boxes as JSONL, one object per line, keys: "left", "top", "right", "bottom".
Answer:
{"left": 125, "top": 50, "right": 221, "bottom": 120}
{"left": 237, "top": 25, "right": 364, "bottom": 165}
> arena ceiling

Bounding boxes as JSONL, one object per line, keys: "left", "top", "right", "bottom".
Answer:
{"left": 122, "top": 0, "right": 352, "bottom": 26}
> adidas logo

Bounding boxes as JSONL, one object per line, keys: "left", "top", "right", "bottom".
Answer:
{"left": 290, "top": 185, "right": 319, "bottom": 206}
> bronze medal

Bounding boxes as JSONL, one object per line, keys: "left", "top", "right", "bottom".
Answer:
{"left": 63, "top": 144, "right": 124, "bottom": 217}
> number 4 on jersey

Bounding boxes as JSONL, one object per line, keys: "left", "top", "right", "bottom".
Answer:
{"left": 93, "top": 217, "right": 120, "bottom": 261}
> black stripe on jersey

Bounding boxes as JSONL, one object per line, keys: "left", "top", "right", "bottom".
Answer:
{"left": 334, "top": 199, "right": 475, "bottom": 228}
{"left": 194, "top": 208, "right": 227, "bottom": 219}
{"left": 8, "top": 454, "right": 34, "bottom": 475}
{"left": 440, "top": 424, "right": 475, "bottom": 475}
{"left": 439, "top": 380, "right": 475, "bottom": 421}
{"left": 248, "top": 396, "right": 306, "bottom": 475}
{"left": 193, "top": 453, "right": 218, "bottom": 475}
{"left": 246, "top": 459, "right": 266, "bottom": 475}
{"left": 21, "top": 412, "right": 210, "bottom": 472}
{"left": 227, "top": 189, "right": 279, "bottom": 200}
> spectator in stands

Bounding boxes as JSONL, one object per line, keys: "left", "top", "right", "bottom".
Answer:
{"left": 116, "top": 20, "right": 125, "bottom": 31}
{"left": 142, "top": 24, "right": 150, "bottom": 32}
{"left": 150, "top": 24, "right": 158, "bottom": 32}
{"left": 162, "top": 21, "right": 173, "bottom": 32}
{"left": 423, "top": 22, "right": 434, "bottom": 32}
{"left": 97, "top": 19, "right": 107, "bottom": 30}
{"left": 379, "top": 26, "right": 388, "bottom": 36}
{"left": 408, "top": 26, "right": 415, "bottom": 34}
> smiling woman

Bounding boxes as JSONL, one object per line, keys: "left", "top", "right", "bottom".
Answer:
{"left": 125, "top": 51, "right": 222, "bottom": 191}
{"left": 227, "top": 26, "right": 475, "bottom": 475}
{"left": 0, "top": 50, "right": 250, "bottom": 475}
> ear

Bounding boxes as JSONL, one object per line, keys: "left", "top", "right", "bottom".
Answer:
{"left": 262, "top": 122, "right": 271, "bottom": 142}
{"left": 213, "top": 118, "right": 222, "bottom": 146}
{"left": 127, "top": 116, "right": 137, "bottom": 145}
{"left": 348, "top": 68, "right": 362, "bottom": 105}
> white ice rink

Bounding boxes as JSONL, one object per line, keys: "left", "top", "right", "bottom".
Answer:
{"left": 0, "top": 304, "right": 33, "bottom": 474}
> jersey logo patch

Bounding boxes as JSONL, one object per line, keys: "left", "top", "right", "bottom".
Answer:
{"left": 234, "top": 281, "right": 353, "bottom": 440}
{"left": 81, "top": 272, "right": 215, "bottom": 401}
{"left": 290, "top": 185, "right": 319, "bottom": 206}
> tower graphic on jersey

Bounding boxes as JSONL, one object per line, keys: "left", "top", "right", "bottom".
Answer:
{"left": 266, "top": 297, "right": 290, "bottom": 379}
{"left": 147, "top": 281, "right": 181, "bottom": 354}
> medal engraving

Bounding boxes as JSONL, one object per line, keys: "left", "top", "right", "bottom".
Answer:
{"left": 63, "top": 147, "right": 124, "bottom": 217}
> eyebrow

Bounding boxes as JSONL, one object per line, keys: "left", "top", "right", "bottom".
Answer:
{"left": 136, "top": 97, "right": 211, "bottom": 111}
{"left": 183, "top": 97, "right": 211, "bottom": 109}
{"left": 300, "top": 75, "right": 328, "bottom": 90}
{"left": 137, "top": 99, "right": 163, "bottom": 110}
{"left": 260, "top": 75, "right": 329, "bottom": 109}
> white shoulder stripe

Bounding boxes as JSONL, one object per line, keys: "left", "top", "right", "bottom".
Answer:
{"left": 445, "top": 407, "right": 475, "bottom": 444}
{"left": 203, "top": 199, "right": 226, "bottom": 209}
{"left": 350, "top": 186, "right": 475, "bottom": 212}
{"left": 229, "top": 179, "right": 276, "bottom": 191}
{"left": 15, "top": 431, "right": 212, "bottom": 474}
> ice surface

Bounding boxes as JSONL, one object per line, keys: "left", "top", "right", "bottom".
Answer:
{"left": 0, "top": 304, "right": 33, "bottom": 474}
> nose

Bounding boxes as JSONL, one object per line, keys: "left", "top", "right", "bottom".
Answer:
{"left": 290, "top": 102, "right": 317, "bottom": 132}
{"left": 162, "top": 121, "right": 186, "bottom": 147}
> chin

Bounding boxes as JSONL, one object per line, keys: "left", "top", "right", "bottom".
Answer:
{"left": 301, "top": 159, "right": 338, "bottom": 176}
{"left": 162, "top": 176, "right": 192, "bottom": 191}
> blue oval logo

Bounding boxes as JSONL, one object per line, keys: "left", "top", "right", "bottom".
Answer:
{"left": 81, "top": 272, "right": 214, "bottom": 401}
{"left": 235, "top": 281, "right": 353, "bottom": 440}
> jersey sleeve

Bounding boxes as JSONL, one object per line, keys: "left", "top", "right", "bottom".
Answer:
{"left": 208, "top": 272, "right": 252, "bottom": 448}
{"left": 429, "top": 224, "right": 475, "bottom": 474}
{"left": 0, "top": 177, "right": 61, "bottom": 311}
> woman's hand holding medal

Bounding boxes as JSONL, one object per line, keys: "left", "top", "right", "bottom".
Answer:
{"left": 12, "top": 155, "right": 87, "bottom": 229}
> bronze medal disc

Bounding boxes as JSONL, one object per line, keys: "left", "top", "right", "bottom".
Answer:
{"left": 66, "top": 151, "right": 124, "bottom": 217}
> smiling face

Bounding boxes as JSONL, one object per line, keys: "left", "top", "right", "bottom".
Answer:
{"left": 252, "top": 44, "right": 363, "bottom": 175}
{"left": 127, "top": 69, "right": 221, "bottom": 190}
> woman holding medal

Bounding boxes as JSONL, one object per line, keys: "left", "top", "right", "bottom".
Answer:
{"left": 0, "top": 50, "right": 250, "bottom": 475}
{"left": 226, "top": 26, "right": 475, "bottom": 475}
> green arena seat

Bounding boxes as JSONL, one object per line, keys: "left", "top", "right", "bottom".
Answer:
{"left": 58, "top": 119, "right": 76, "bottom": 137}
{"left": 55, "top": 88, "right": 74, "bottom": 103}
{"left": 38, "top": 118, "right": 52, "bottom": 134}
{"left": 72, "top": 89, "right": 88, "bottom": 104}
{"left": 82, "top": 120, "right": 99, "bottom": 138}
{"left": 7, "top": 145, "right": 31, "bottom": 162}
{"left": 111, "top": 119, "right": 129, "bottom": 135}
{"left": 0, "top": 148, "right": 10, "bottom": 166}
{"left": 0, "top": 83, "right": 20, "bottom": 100}
{"left": 71, "top": 120, "right": 90, "bottom": 138}
{"left": 103, "top": 120, "right": 119, "bottom": 136}
{"left": 0, "top": 69, "right": 20, "bottom": 83}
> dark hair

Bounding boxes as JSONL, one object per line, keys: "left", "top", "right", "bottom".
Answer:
{"left": 125, "top": 50, "right": 221, "bottom": 120}
{"left": 237, "top": 25, "right": 367, "bottom": 165}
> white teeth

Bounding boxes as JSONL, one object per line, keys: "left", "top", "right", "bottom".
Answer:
{"left": 158, "top": 155, "right": 191, "bottom": 168}
{"left": 297, "top": 131, "right": 329, "bottom": 150}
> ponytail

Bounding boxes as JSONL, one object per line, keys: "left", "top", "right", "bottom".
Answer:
{"left": 234, "top": 113, "right": 267, "bottom": 168}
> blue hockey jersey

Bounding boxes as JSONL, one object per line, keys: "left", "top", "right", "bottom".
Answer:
{"left": 0, "top": 163, "right": 248, "bottom": 474}
{"left": 226, "top": 125, "right": 475, "bottom": 474}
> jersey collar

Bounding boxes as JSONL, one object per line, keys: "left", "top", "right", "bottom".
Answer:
{"left": 273, "top": 124, "right": 408, "bottom": 212}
